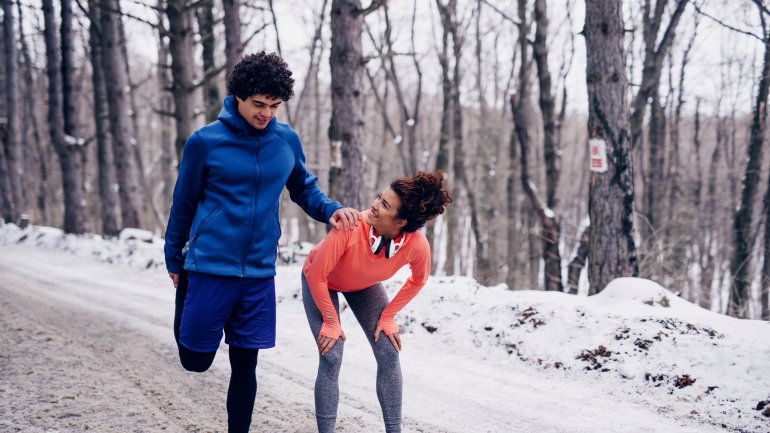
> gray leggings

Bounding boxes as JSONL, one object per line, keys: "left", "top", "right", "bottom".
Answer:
{"left": 301, "top": 274, "right": 402, "bottom": 433}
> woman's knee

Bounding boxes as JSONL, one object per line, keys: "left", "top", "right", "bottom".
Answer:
{"left": 178, "top": 344, "right": 216, "bottom": 372}
{"left": 319, "top": 344, "right": 344, "bottom": 371}
{"left": 374, "top": 344, "right": 400, "bottom": 370}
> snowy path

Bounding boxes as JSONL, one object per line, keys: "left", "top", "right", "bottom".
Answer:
{"left": 0, "top": 245, "right": 727, "bottom": 432}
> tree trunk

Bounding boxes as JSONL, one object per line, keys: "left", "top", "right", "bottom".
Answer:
{"left": 0, "top": 124, "right": 12, "bottom": 223}
{"left": 61, "top": 0, "right": 78, "bottom": 136}
{"left": 506, "top": 120, "right": 521, "bottom": 290}
{"left": 666, "top": 29, "right": 695, "bottom": 297}
{"left": 17, "top": 1, "right": 46, "bottom": 225}
{"left": 645, "top": 91, "right": 666, "bottom": 237}
{"left": 584, "top": 0, "right": 639, "bottom": 294}
{"left": 430, "top": 5, "right": 453, "bottom": 273}
{"left": 223, "top": 0, "right": 243, "bottom": 77}
{"left": 444, "top": 2, "right": 488, "bottom": 283}
{"left": 530, "top": 0, "right": 563, "bottom": 291}
{"left": 0, "top": 4, "right": 13, "bottom": 223}
{"left": 196, "top": 0, "right": 220, "bottom": 123}
{"left": 3, "top": 0, "right": 24, "bottom": 222}
{"left": 43, "top": 0, "right": 86, "bottom": 234}
{"left": 100, "top": 0, "right": 144, "bottom": 229}
{"left": 701, "top": 111, "right": 723, "bottom": 311}
{"left": 157, "top": 0, "right": 175, "bottom": 219}
{"left": 88, "top": 0, "right": 121, "bottom": 236}
{"left": 761, "top": 174, "right": 770, "bottom": 320}
{"left": 568, "top": 224, "right": 590, "bottom": 294}
{"left": 167, "top": 0, "right": 198, "bottom": 159}
{"left": 512, "top": 0, "right": 545, "bottom": 290}
{"left": 729, "top": 32, "right": 770, "bottom": 318}
{"left": 328, "top": 0, "right": 366, "bottom": 210}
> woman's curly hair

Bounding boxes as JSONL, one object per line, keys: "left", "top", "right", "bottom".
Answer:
{"left": 227, "top": 51, "right": 295, "bottom": 101}
{"left": 391, "top": 171, "right": 452, "bottom": 233}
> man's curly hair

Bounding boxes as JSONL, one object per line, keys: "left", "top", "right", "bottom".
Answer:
{"left": 391, "top": 171, "right": 452, "bottom": 233}
{"left": 227, "top": 51, "right": 295, "bottom": 101}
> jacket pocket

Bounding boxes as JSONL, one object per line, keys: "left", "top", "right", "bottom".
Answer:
{"left": 182, "top": 205, "right": 222, "bottom": 258}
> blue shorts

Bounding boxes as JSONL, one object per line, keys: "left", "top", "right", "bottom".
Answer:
{"left": 179, "top": 271, "right": 276, "bottom": 352}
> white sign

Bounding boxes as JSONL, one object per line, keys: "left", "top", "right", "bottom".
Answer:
{"left": 589, "top": 138, "right": 608, "bottom": 173}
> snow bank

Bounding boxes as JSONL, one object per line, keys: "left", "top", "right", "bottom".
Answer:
{"left": 395, "top": 275, "right": 770, "bottom": 432}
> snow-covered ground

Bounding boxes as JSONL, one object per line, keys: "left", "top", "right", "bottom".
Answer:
{"left": 1, "top": 223, "right": 768, "bottom": 432}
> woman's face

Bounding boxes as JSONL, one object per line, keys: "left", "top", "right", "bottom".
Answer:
{"left": 365, "top": 187, "right": 406, "bottom": 235}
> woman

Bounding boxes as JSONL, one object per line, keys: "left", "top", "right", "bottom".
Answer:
{"left": 302, "top": 171, "right": 452, "bottom": 433}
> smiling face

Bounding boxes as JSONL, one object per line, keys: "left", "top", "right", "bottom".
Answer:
{"left": 236, "top": 94, "right": 282, "bottom": 130}
{"left": 365, "top": 187, "right": 407, "bottom": 238}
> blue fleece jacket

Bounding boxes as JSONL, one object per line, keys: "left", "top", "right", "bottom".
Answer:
{"left": 164, "top": 96, "right": 341, "bottom": 278}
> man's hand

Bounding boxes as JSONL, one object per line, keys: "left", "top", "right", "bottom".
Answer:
{"left": 329, "top": 207, "right": 360, "bottom": 231}
{"left": 317, "top": 328, "right": 346, "bottom": 355}
{"left": 374, "top": 322, "right": 402, "bottom": 352}
{"left": 169, "top": 272, "right": 179, "bottom": 288}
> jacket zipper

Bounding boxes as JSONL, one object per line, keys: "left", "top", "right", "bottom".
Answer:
{"left": 239, "top": 136, "right": 261, "bottom": 276}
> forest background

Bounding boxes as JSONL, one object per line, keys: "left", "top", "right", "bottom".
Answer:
{"left": 2, "top": 0, "right": 769, "bottom": 320}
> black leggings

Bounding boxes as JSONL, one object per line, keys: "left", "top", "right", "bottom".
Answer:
{"left": 174, "top": 271, "right": 260, "bottom": 433}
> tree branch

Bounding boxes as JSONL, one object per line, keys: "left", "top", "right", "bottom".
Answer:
{"left": 692, "top": 2, "right": 763, "bottom": 41}
{"left": 191, "top": 63, "right": 228, "bottom": 89}
{"left": 242, "top": 21, "right": 271, "bottom": 47}
{"left": 479, "top": 0, "right": 520, "bottom": 26}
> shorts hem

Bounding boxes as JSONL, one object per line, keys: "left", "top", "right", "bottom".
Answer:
{"left": 178, "top": 339, "right": 219, "bottom": 354}
{"left": 227, "top": 341, "right": 276, "bottom": 350}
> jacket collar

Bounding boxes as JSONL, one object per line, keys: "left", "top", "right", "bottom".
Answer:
{"left": 218, "top": 95, "right": 276, "bottom": 137}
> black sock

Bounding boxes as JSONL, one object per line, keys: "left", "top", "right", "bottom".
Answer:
{"left": 227, "top": 346, "right": 259, "bottom": 433}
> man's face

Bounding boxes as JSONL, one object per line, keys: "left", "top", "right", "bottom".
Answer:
{"left": 236, "top": 94, "right": 282, "bottom": 130}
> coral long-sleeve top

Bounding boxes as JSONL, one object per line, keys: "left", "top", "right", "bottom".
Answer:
{"left": 302, "top": 210, "right": 431, "bottom": 339}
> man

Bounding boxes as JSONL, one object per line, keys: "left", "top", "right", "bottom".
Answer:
{"left": 164, "top": 51, "right": 358, "bottom": 433}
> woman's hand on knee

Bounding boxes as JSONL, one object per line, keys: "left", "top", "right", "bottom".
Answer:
{"left": 374, "top": 322, "right": 402, "bottom": 352}
{"left": 317, "top": 329, "right": 345, "bottom": 355}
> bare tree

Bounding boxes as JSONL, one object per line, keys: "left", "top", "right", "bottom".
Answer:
{"left": 758, "top": 111, "right": 770, "bottom": 320}
{"left": 510, "top": 0, "right": 542, "bottom": 290}
{"left": 382, "top": 4, "right": 423, "bottom": 174}
{"left": 2, "top": 0, "right": 24, "bottom": 223}
{"left": 166, "top": 0, "right": 198, "bottom": 160}
{"left": 196, "top": 0, "right": 220, "bottom": 122}
{"left": 584, "top": 0, "right": 639, "bottom": 294}
{"left": 16, "top": 0, "right": 48, "bottom": 224}
{"left": 223, "top": 0, "right": 243, "bottom": 76}
{"left": 100, "top": 0, "right": 144, "bottom": 228}
{"left": 43, "top": 0, "right": 87, "bottom": 233}
{"left": 729, "top": 2, "right": 770, "bottom": 318}
{"left": 155, "top": 0, "right": 175, "bottom": 220}
{"left": 665, "top": 16, "right": 699, "bottom": 295}
{"left": 61, "top": 0, "right": 79, "bottom": 139}
{"left": 567, "top": 223, "right": 590, "bottom": 294}
{"left": 88, "top": 0, "right": 121, "bottom": 236}
{"left": 290, "top": 0, "right": 330, "bottom": 126}
{"left": 431, "top": 0, "right": 454, "bottom": 273}
{"left": 699, "top": 97, "right": 725, "bottom": 311}
{"left": 436, "top": 0, "right": 491, "bottom": 281}
{"left": 328, "top": 0, "right": 384, "bottom": 209}
{"left": 525, "top": 0, "right": 564, "bottom": 291}
{"left": 629, "top": 0, "right": 688, "bottom": 256}
{"left": 630, "top": 0, "right": 689, "bottom": 152}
